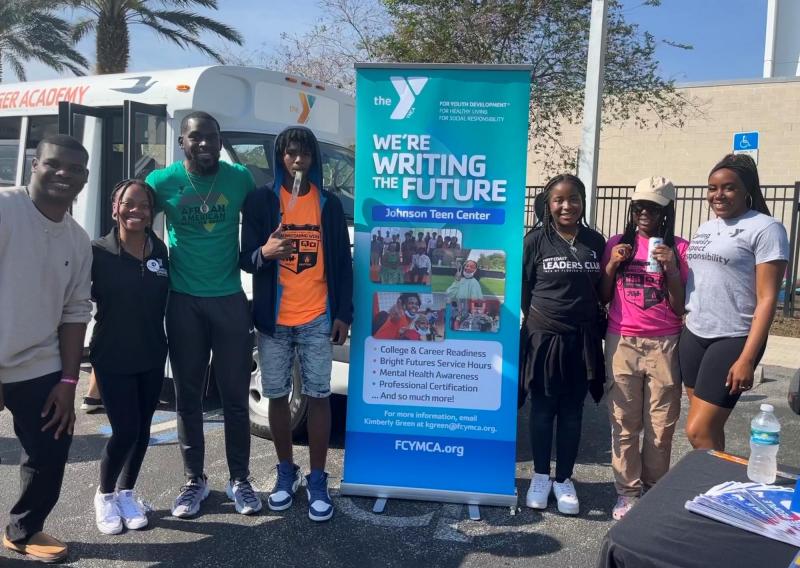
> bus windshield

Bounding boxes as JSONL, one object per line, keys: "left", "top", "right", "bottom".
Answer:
{"left": 224, "top": 132, "right": 354, "bottom": 221}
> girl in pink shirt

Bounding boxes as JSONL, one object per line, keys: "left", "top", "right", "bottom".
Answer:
{"left": 599, "top": 177, "right": 688, "bottom": 520}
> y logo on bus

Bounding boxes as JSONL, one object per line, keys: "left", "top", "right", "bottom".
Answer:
{"left": 389, "top": 76, "right": 428, "bottom": 120}
{"left": 298, "top": 93, "right": 316, "bottom": 124}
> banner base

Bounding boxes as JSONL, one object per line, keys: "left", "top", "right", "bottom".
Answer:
{"left": 339, "top": 482, "right": 518, "bottom": 508}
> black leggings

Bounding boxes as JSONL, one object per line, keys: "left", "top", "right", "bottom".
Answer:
{"left": 679, "top": 328, "right": 766, "bottom": 409}
{"left": 96, "top": 367, "right": 164, "bottom": 493}
{"left": 529, "top": 381, "right": 589, "bottom": 483}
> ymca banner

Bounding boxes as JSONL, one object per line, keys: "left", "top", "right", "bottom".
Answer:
{"left": 341, "top": 64, "right": 531, "bottom": 506}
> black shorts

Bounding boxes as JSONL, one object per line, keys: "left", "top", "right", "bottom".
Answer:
{"left": 679, "top": 328, "right": 766, "bottom": 409}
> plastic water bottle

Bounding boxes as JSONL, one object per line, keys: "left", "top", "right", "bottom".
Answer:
{"left": 748, "top": 403, "right": 780, "bottom": 484}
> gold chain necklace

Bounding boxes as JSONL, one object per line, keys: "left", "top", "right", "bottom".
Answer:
{"left": 185, "top": 170, "right": 218, "bottom": 214}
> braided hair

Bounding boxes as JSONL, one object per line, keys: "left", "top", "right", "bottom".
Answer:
{"left": 276, "top": 127, "right": 318, "bottom": 158}
{"left": 709, "top": 153, "right": 771, "bottom": 215}
{"left": 110, "top": 179, "right": 156, "bottom": 276}
{"left": 532, "top": 174, "right": 591, "bottom": 247}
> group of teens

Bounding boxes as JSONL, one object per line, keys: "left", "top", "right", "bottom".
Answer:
{"left": 521, "top": 157, "right": 789, "bottom": 520}
{"left": 0, "top": 112, "right": 791, "bottom": 563}
{"left": 0, "top": 113, "right": 352, "bottom": 563}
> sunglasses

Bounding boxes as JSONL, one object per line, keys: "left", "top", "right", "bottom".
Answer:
{"left": 631, "top": 202, "right": 664, "bottom": 216}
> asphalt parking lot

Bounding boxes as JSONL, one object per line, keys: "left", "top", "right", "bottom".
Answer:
{"left": 1, "top": 363, "right": 798, "bottom": 568}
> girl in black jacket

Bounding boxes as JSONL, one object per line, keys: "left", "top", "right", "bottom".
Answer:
{"left": 520, "top": 174, "right": 606, "bottom": 516}
{"left": 90, "top": 179, "right": 169, "bottom": 535}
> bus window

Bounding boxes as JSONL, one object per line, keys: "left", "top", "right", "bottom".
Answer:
{"left": 224, "top": 132, "right": 275, "bottom": 187}
{"left": 224, "top": 133, "right": 354, "bottom": 222}
{"left": 320, "top": 142, "right": 354, "bottom": 221}
{"left": 130, "top": 111, "right": 166, "bottom": 179}
{"left": 23, "top": 116, "right": 59, "bottom": 185}
{"left": 0, "top": 117, "right": 21, "bottom": 187}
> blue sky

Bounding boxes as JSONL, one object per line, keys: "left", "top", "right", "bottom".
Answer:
{"left": 622, "top": 0, "right": 767, "bottom": 82}
{"left": 12, "top": 0, "right": 768, "bottom": 84}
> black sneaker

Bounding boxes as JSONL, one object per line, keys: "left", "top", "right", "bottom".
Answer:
{"left": 80, "top": 397, "right": 103, "bottom": 412}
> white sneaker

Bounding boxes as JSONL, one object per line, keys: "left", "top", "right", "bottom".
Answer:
{"left": 226, "top": 479, "right": 263, "bottom": 515}
{"left": 525, "top": 473, "right": 552, "bottom": 509}
{"left": 171, "top": 475, "right": 210, "bottom": 519}
{"left": 94, "top": 490, "right": 123, "bottom": 535}
{"left": 552, "top": 479, "right": 579, "bottom": 515}
{"left": 116, "top": 489, "right": 149, "bottom": 530}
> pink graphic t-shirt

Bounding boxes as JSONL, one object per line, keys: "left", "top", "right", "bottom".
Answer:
{"left": 602, "top": 234, "right": 689, "bottom": 337}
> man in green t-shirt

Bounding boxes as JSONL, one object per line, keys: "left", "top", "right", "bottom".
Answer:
{"left": 145, "top": 111, "right": 260, "bottom": 518}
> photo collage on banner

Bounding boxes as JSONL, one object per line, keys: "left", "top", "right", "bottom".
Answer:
{"left": 342, "top": 64, "right": 531, "bottom": 505}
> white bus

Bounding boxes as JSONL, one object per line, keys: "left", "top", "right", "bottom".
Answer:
{"left": 0, "top": 65, "right": 355, "bottom": 438}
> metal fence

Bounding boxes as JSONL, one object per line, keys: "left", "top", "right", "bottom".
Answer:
{"left": 524, "top": 183, "right": 800, "bottom": 317}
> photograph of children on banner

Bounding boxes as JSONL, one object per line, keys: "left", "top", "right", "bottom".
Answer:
{"left": 372, "top": 292, "right": 446, "bottom": 341}
{"left": 428, "top": 249, "right": 506, "bottom": 333}
{"left": 369, "top": 227, "right": 463, "bottom": 285}
{"left": 451, "top": 298, "right": 501, "bottom": 333}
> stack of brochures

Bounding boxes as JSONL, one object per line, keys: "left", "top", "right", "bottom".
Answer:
{"left": 685, "top": 482, "right": 800, "bottom": 547}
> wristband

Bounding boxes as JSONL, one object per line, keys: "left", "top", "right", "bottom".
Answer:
{"left": 60, "top": 375, "right": 79, "bottom": 385}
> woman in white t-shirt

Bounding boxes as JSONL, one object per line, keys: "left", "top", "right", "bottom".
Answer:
{"left": 681, "top": 154, "right": 789, "bottom": 450}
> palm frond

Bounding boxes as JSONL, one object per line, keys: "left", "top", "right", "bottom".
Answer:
{"left": 71, "top": 18, "right": 97, "bottom": 42}
{"left": 139, "top": 8, "right": 243, "bottom": 44}
{"left": 6, "top": 53, "right": 28, "bottom": 82}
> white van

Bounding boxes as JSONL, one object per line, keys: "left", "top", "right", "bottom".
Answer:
{"left": 0, "top": 65, "right": 355, "bottom": 439}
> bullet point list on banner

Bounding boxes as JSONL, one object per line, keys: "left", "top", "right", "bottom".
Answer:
{"left": 371, "top": 205, "right": 505, "bottom": 225}
{"left": 362, "top": 337, "right": 502, "bottom": 411}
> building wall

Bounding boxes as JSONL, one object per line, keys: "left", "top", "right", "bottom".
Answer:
{"left": 527, "top": 77, "right": 800, "bottom": 186}
{"left": 771, "top": 0, "right": 800, "bottom": 77}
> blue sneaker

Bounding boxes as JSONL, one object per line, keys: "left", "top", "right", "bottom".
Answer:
{"left": 268, "top": 463, "right": 303, "bottom": 511}
{"left": 305, "top": 471, "right": 333, "bottom": 522}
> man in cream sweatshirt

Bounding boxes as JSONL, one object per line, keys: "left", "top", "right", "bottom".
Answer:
{"left": 0, "top": 134, "right": 92, "bottom": 563}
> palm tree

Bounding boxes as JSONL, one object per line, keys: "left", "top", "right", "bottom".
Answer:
{"left": 68, "top": 0, "right": 244, "bottom": 74}
{"left": 0, "top": 0, "right": 88, "bottom": 82}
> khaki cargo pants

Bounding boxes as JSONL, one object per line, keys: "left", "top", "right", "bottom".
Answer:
{"left": 605, "top": 333, "right": 682, "bottom": 497}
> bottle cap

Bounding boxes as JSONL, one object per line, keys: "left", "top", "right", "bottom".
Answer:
{"left": 760, "top": 403, "right": 774, "bottom": 413}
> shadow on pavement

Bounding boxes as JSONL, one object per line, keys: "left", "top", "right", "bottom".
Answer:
{"left": 0, "top": 433, "right": 109, "bottom": 467}
{"left": 63, "top": 507, "right": 563, "bottom": 568}
{"left": 515, "top": 397, "right": 612, "bottom": 468}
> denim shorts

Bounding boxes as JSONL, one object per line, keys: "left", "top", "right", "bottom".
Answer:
{"left": 257, "top": 314, "right": 333, "bottom": 399}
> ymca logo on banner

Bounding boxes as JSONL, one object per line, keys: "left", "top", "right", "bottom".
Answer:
{"left": 389, "top": 76, "right": 428, "bottom": 119}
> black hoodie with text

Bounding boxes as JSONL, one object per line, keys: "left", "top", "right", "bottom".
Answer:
{"left": 89, "top": 228, "right": 169, "bottom": 374}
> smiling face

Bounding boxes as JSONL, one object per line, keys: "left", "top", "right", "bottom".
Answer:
{"left": 29, "top": 143, "right": 89, "bottom": 209}
{"left": 180, "top": 117, "right": 221, "bottom": 175}
{"left": 462, "top": 260, "right": 478, "bottom": 278}
{"left": 403, "top": 295, "right": 420, "bottom": 316}
{"left": 414, "top": 316, "right": 430, "bottom": 331}
{"left": 548, "top": 181, "right": 583, "bottom": 230}
{"left": 114, "top": 182, "right": 153, "bottom": 234}
{"left": 707, "top": 168, "right": 749, "bottom": 219}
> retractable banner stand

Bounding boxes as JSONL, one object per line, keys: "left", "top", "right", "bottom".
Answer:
{"left": 341, "top": 64, "right": 531, "bottom": 506}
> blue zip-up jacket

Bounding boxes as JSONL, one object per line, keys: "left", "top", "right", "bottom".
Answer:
{"left": 240, "top": 126, "right": 353, "bottom": 335}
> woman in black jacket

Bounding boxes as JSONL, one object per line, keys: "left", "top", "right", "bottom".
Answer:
{"left": 90, "top": 179, "right": 169, "bottom": 535}
{"left": 520, "top": 174, "right": 606, "bottom": 516}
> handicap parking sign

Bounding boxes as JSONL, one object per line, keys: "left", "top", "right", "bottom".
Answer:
{"left": 733, "top": 132, "right": 759, "bottom": 164}
{"left": 733, "top": 132, "right": 759, "bottom": 151}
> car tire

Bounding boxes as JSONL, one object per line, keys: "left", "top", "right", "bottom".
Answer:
{"left": 249, "top": 348, "right": 308, "bottom": 440}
